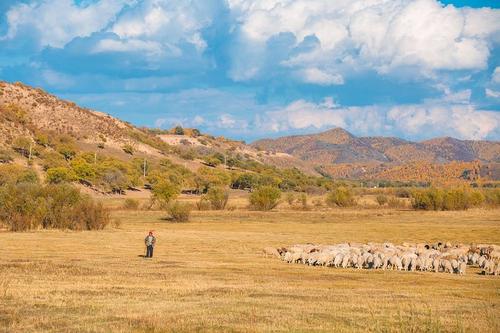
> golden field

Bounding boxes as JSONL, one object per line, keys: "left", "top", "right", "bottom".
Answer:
{"left": 1, "top": 201, "right": 499, "bottom": 332}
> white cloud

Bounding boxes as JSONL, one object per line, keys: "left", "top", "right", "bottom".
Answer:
{"left": 229, "top": 0, "right": 500, "bottom": 83}
{"left": 300, "top": 68, "right": 344, "bottom": 85}
{"left": 261, "top": 94, "right": 500, "bottom": 140}
{"left": 2, "top": 0, "right": 127, "bottom": 48}
{"left": 493, "top": 67, "right": 500, "bottom": 83}
{"left": 92, "top": 39, "right": 164, "bottom": 56}
{"left": 486, "top": 88, "right": 500, "bottom": 99}
{"left": 110, "top": 0, "right": 217, "bottom": 54}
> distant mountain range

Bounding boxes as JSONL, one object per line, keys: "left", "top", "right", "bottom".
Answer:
{"left": 252, "top": 128, "right": 500, "bottom": 182}
{"left": 1, "top": 80, "right": 498, "bottom": 183}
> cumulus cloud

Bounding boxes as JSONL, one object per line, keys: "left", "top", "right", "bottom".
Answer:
{"left": 260, "top": 95, "right": 500, "bottom": 140}
{"left": 1, "top": 0, "right": 127, "bottom": 48}
{"left": 493, "top": 67, "right": 500, "bottom": 83}
{"left": 229, "top": 0, "right": 500, "bottom": 83}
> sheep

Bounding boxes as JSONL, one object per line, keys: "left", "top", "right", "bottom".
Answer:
{"left": 341, "top": 254, "right": 351, "bottom": 269}
{"left": 276, "top": 242, "right": 499, "bottom": 276}
{"left": 458, "top": 262, "right": 466, "bottom": 275}
{"left": 333, "top": 253, "right": 343, "bottom": 268}
{"left": 441, "top": 260, "right": 453, "bottom": 274}
{"left": 389, "top": 256, "right": 402, "bottom": 271}
{"left": 262, "top": 247, "right": 280, "bottom": 258}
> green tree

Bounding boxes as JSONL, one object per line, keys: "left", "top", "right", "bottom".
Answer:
{"left": 151, "top": 180, "right": 180, "bottom": 208}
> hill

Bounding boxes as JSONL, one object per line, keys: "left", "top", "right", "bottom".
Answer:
{"left": 253, "top": 128, "right": 500, "bottom": 183}
{"left": 0, "top": 81, "right": 326, "bottom": 194}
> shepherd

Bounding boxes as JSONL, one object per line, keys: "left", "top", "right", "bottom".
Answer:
{"left": 144, "top": 231, "right": 156, "bottom": 258}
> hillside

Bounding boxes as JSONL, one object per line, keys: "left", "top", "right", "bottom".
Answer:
{"left": 0, "top": 81, "right": 317, "bottom": 177}
{"left": 253, "top": 128, "right": 500, "bottom": 183}
{"left": 1, "top": 81, "right": 498, "bottom": 186}
{"left": 0, "top": 81, "right": 333, "bottom": 198}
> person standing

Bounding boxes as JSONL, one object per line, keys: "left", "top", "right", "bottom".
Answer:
{"left": 144, "top": 231, "right": 156, "bottom": 258}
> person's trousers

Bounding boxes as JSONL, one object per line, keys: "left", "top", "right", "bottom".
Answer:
{"left": 146, "top": 245, "right": 154, "bottom": 258}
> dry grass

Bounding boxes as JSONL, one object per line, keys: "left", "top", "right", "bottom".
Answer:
{"left": 0, "top": 207, "right": 499, "bottom": 332}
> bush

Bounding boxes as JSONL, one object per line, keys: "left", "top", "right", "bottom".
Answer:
{"left": 122, "top": 144, "right": 135, "bottom": 155}
{"left": 326, "top": 186, "right": 356, "bottom": 207}
{"left": 411, "top": 188, "right": 485, "bottom": 211}
{"left": 196, "top": 197, "right": 211, "bottom": 210}
{"left": 46, "top": 167, "right": 76, "bottom": 184}
{"left": 483, "top": 189, "right": 500, "bottom": 207}
{"left": 167, "top": 201, "right": 191, "bottom": 222}
{"left": 123, "top": 198, "right": 140, "bottom": 210}
{"left": 204, "top": 186, "right": 229, "bottom": 210}
{"left": 151, "top": 181, "right": 180, "bottom": 208}
{"left": 0, "top": 149, "right": 13, "bottom": 163}
{"left": 376, "top": 195, "right": 388, "bottom": 206}
{"left": 249, "top": 186, "right": 281, "bottom": 211}
{"left": 174, "top": 126, "right": 185, "bottom": 135}
{"left": 57, "top": 144, "right": 76, "bottom": 161}
{"left": 286, "top": 193, "right": 296, "bottom": 206}
{"left": 0, "top": 183, "right": 110, "bottom": 231}
{"left": 387, "top": 197, "right": 406, "bottom": 209}
{"left": 299, "top": 193, "right": 308, "bottom": 210}
{"left": 395, "top": 188, "right": 411, "bottom": 198}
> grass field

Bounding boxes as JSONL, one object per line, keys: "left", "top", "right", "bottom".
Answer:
{"left": 1, "top": 206, "right": 499, "bottom": 332}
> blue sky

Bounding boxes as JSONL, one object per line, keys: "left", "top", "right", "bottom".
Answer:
{"left": 0, "top": 0, "right": 499, "bottom": 142}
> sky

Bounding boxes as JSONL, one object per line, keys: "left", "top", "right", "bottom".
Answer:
{"left": 0, "top": 0, "right": 499, "bottom": 142}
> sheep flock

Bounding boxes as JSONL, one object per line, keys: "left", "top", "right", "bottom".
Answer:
{"left": 263, "top": 242, "right": 500, "bottom": 275}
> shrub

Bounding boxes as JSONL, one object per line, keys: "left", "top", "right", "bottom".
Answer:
{"left": 57, "top": 144, "right": 76, "bottom": 161}
{"left": 71, "top": 199, "right": 110, "bottom": 230}
{"left": 300, "top": 193, "right": 308, "bottom": 210}
{"left": 151, "top": 180, "right": 180, "bottom": 208}
{"left": 174, "top": 126, "right": 185, "bottom": 135}
{"left": 326, "top": 186, "right": 356, "bottom": 207}
{"left": 167, "top": 201, "right": 191, "bottom": 222}
{"left": 483, "top": 189, "right": 500, "bottom": 208}
{"left": 203, "top": 156, "right": 222, "bottom": 167}
{"left": 46, "top": 167, "right": 76, "bottom": 184}
{"left": 387, "top": 197, "right": 406, "bottom": 209}
{"left": 122, "top": 144, "right": 135, "bottom": 155}
{"left": 204, "top": 186, "right": 229, "bottom": 210}
{"left": 196, "top": 197, "right": 211, "bottom": 211}
{"left": 411, "top": 188, "right": 484, "bottom": 211}
{"left": 286, "top": 193, "right": 296, "bottom": 206}
{"left": 71, "top": 158, "right": 96, "bottom": 181}
{"left": 12, "top": 137, "right": 33, "bottom": 158}
{"left": 0, "top": 183, "right": 110, "bottom": 231}
{"left": 395, "top": 188, "right": 411, "bottom": 198}
{"left": 249, "top": 186, "right": 281, "bottom": 211}
{"left": 376, "top": 195, "right": 388, "bottom": 206}
{"left": 123, "top": 198, "right": 140, "bottom": 210}
{"left": 0, "top": 149, "right": 14, "bottom": 163}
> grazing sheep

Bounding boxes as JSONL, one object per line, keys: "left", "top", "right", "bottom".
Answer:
{"left": 262, "top": 247, "right": 280, "bottom": 258}
{"left": 275, "top": 242, "right": 499, "bottom": 276}
{"left": 341, "top": 254, "right": 351, "bottom": 269}
{"left": 458, "top": 262, "right": 466, "bottom": 275}
{"left": 333, "top": 253, "right": 343, "bottom": 268}
{"left": 442, "top": 260, "right": 453, "bottom": 274}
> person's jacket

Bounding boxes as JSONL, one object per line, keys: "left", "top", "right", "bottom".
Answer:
{"left": 145, "top": 235, "right": 156, "bottom": 247}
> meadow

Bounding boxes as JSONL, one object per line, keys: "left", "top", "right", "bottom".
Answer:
{"left": 1, "top": 200, "right": 499, "bottom": 333}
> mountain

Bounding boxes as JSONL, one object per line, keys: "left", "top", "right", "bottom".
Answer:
{"left": 0, "top": 81, "right": 317, "bottom": 175}
{"left": 1, "top": 80, "right": 498, "bottom": 184}
{"left": 252, "top": 128, "right": 500, "bottom": 182}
